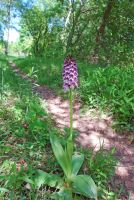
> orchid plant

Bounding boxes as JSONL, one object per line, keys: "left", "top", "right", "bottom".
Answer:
{"left": 34, "top": 56, "right": 97, "bottom": 200}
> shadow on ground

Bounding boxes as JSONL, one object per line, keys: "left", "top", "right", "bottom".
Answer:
{"left": 10, "top": 61, "right": 134, "bottom": 200}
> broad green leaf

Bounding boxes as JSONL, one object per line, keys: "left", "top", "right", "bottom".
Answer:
{"left": 34, "top": 170, "right": 63, "bottom": 189}
{"left": 23, "top": 177, "right": 35, "bottom": 185}
{"left": 72, "top": 175, "right": 97, "bottom": 199}
{"left": 72, "top": 153, "right": 84, "bottom": 176}
{"left": 50, "top": 133, "right": 72, "bottom": 178}
{"left": 64, "top": 146, "right": 72, "bottom": 175}
{"left": 66, "top": 139, "right": 73, "bottom": 163}
{"left": 57, "top": 187, "right": 72, "bottom": 200}
{"left": 0, "top": 187, "right": 9, "bottom": 193}
{"left": 50, "top": 193, "right": 64, "bottom": 200}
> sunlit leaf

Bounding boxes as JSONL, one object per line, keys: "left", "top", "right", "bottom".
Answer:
{"left": 72, "top": 153, "right": 84, "bottom": 176}
{"left": 52, "top": 187, "right": 72, "bottom": 200}
{"left": 50, "top": 133, "right": 72, "bottom": 178}
{"left": 66, "top": 139, "right": 73, "bottom": 163}
{"left": 0, "top": 187, "right": 9, "bottom": 193}
{"left": 72, "top": 175, "right": 97, "bottom": 199}
{"left": 34, "top": 170, "right": 63, "bottom": 189}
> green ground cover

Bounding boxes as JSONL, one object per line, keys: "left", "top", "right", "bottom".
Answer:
{"left": 0, "top": 55, "right": 123, "bottom": 199}
{"left": 14, "top": 56, "right": 134, "bottom": 133}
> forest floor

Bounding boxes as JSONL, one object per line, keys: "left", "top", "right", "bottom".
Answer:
{"left": 9, "top": 61, "right": 134, "bottom": 200}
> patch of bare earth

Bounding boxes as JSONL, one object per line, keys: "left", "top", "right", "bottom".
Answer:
{"left": 9, "top": 61, "right": 134, "bottom": 200}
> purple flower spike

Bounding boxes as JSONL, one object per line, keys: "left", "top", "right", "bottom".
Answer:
{"left": 62, "top": 56, "right": 78, "bottom": 91}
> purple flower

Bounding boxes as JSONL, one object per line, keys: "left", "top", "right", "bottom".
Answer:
{"left": 62, "top": 56, "right": 78, "bottom": 91}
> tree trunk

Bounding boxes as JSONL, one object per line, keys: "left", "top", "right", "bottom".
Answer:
{"left": 5, "top": 0, "right": 12, "bottom": 55}
{"left": 66, "top": 1, "right": 83, "bottom": 55}
{"left": 92, "top": 0, "right": 114, "bottom": 62}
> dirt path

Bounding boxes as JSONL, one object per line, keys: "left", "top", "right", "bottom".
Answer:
{"left": 9, "top": 61, "right": 134, "bottom": 200}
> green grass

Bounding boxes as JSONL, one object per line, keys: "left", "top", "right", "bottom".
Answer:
{"left": 0, "top": 55, "right": 60, "bottom": 199}
{"left": 79, "top": 66, "right": 134, "bottom": 133}
{"left": 14, "top": 56, "right": 63, "bottom": 90}
{"left": 13, "top": 56, "right": 96, "bottom": 96}
{"left": 0, "top": 54, "right": 123, "bottom": 199}
{"left": 13, "top": 55, "right": 134, "bottom": 133}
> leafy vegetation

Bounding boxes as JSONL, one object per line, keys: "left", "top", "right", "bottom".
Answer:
{"left": 13, "top": 56, "right": 134, "bottom": 133}
{"left": 79, "top": 66, "right": 134, "bottom": 132}
{"left": 0, "top": 0, "right": 134, "bottom": 199}
{"left": 84, "top": 147, "right": 119, "bottom": 199}
{"left": 0, "top": 0, "right": 134, "bottom": 65}
{"left": 0, "top": 55, "right": 53, "bottom": 199}
{"left": 0, "top": 55, "right": 122, "bottom": 199}
{"left": 14, "top": 56, "right": 64, "bottom": 91}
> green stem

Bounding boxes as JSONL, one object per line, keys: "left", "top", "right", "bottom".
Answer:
{"left": 69, "top": 89, "right": 73, "bottom": 140}
{"left": 1, "top": 69, "right": 4, "bottom": 99}
{"left": 66, "top": 89, "right": 74, "bottom": 168}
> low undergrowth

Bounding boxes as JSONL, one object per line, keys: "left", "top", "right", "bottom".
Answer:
{"left": 0, "top": 55, "right": 56, "bottom": 199}
{"left": 0, "top": 55, "right": 125, "bottom": 199}
{"left": 14, "top": 56, "right": 63, "bottom": 91}
{"left": 14, "top": 56, "right": 134, "bottom": 133}
{"left": 79, "top": 66, "right": 134, "bottom": 133}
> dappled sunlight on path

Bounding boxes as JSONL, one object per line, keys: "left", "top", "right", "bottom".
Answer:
{"left": 9, "top": 61, "right": 134, "bottom": 199}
